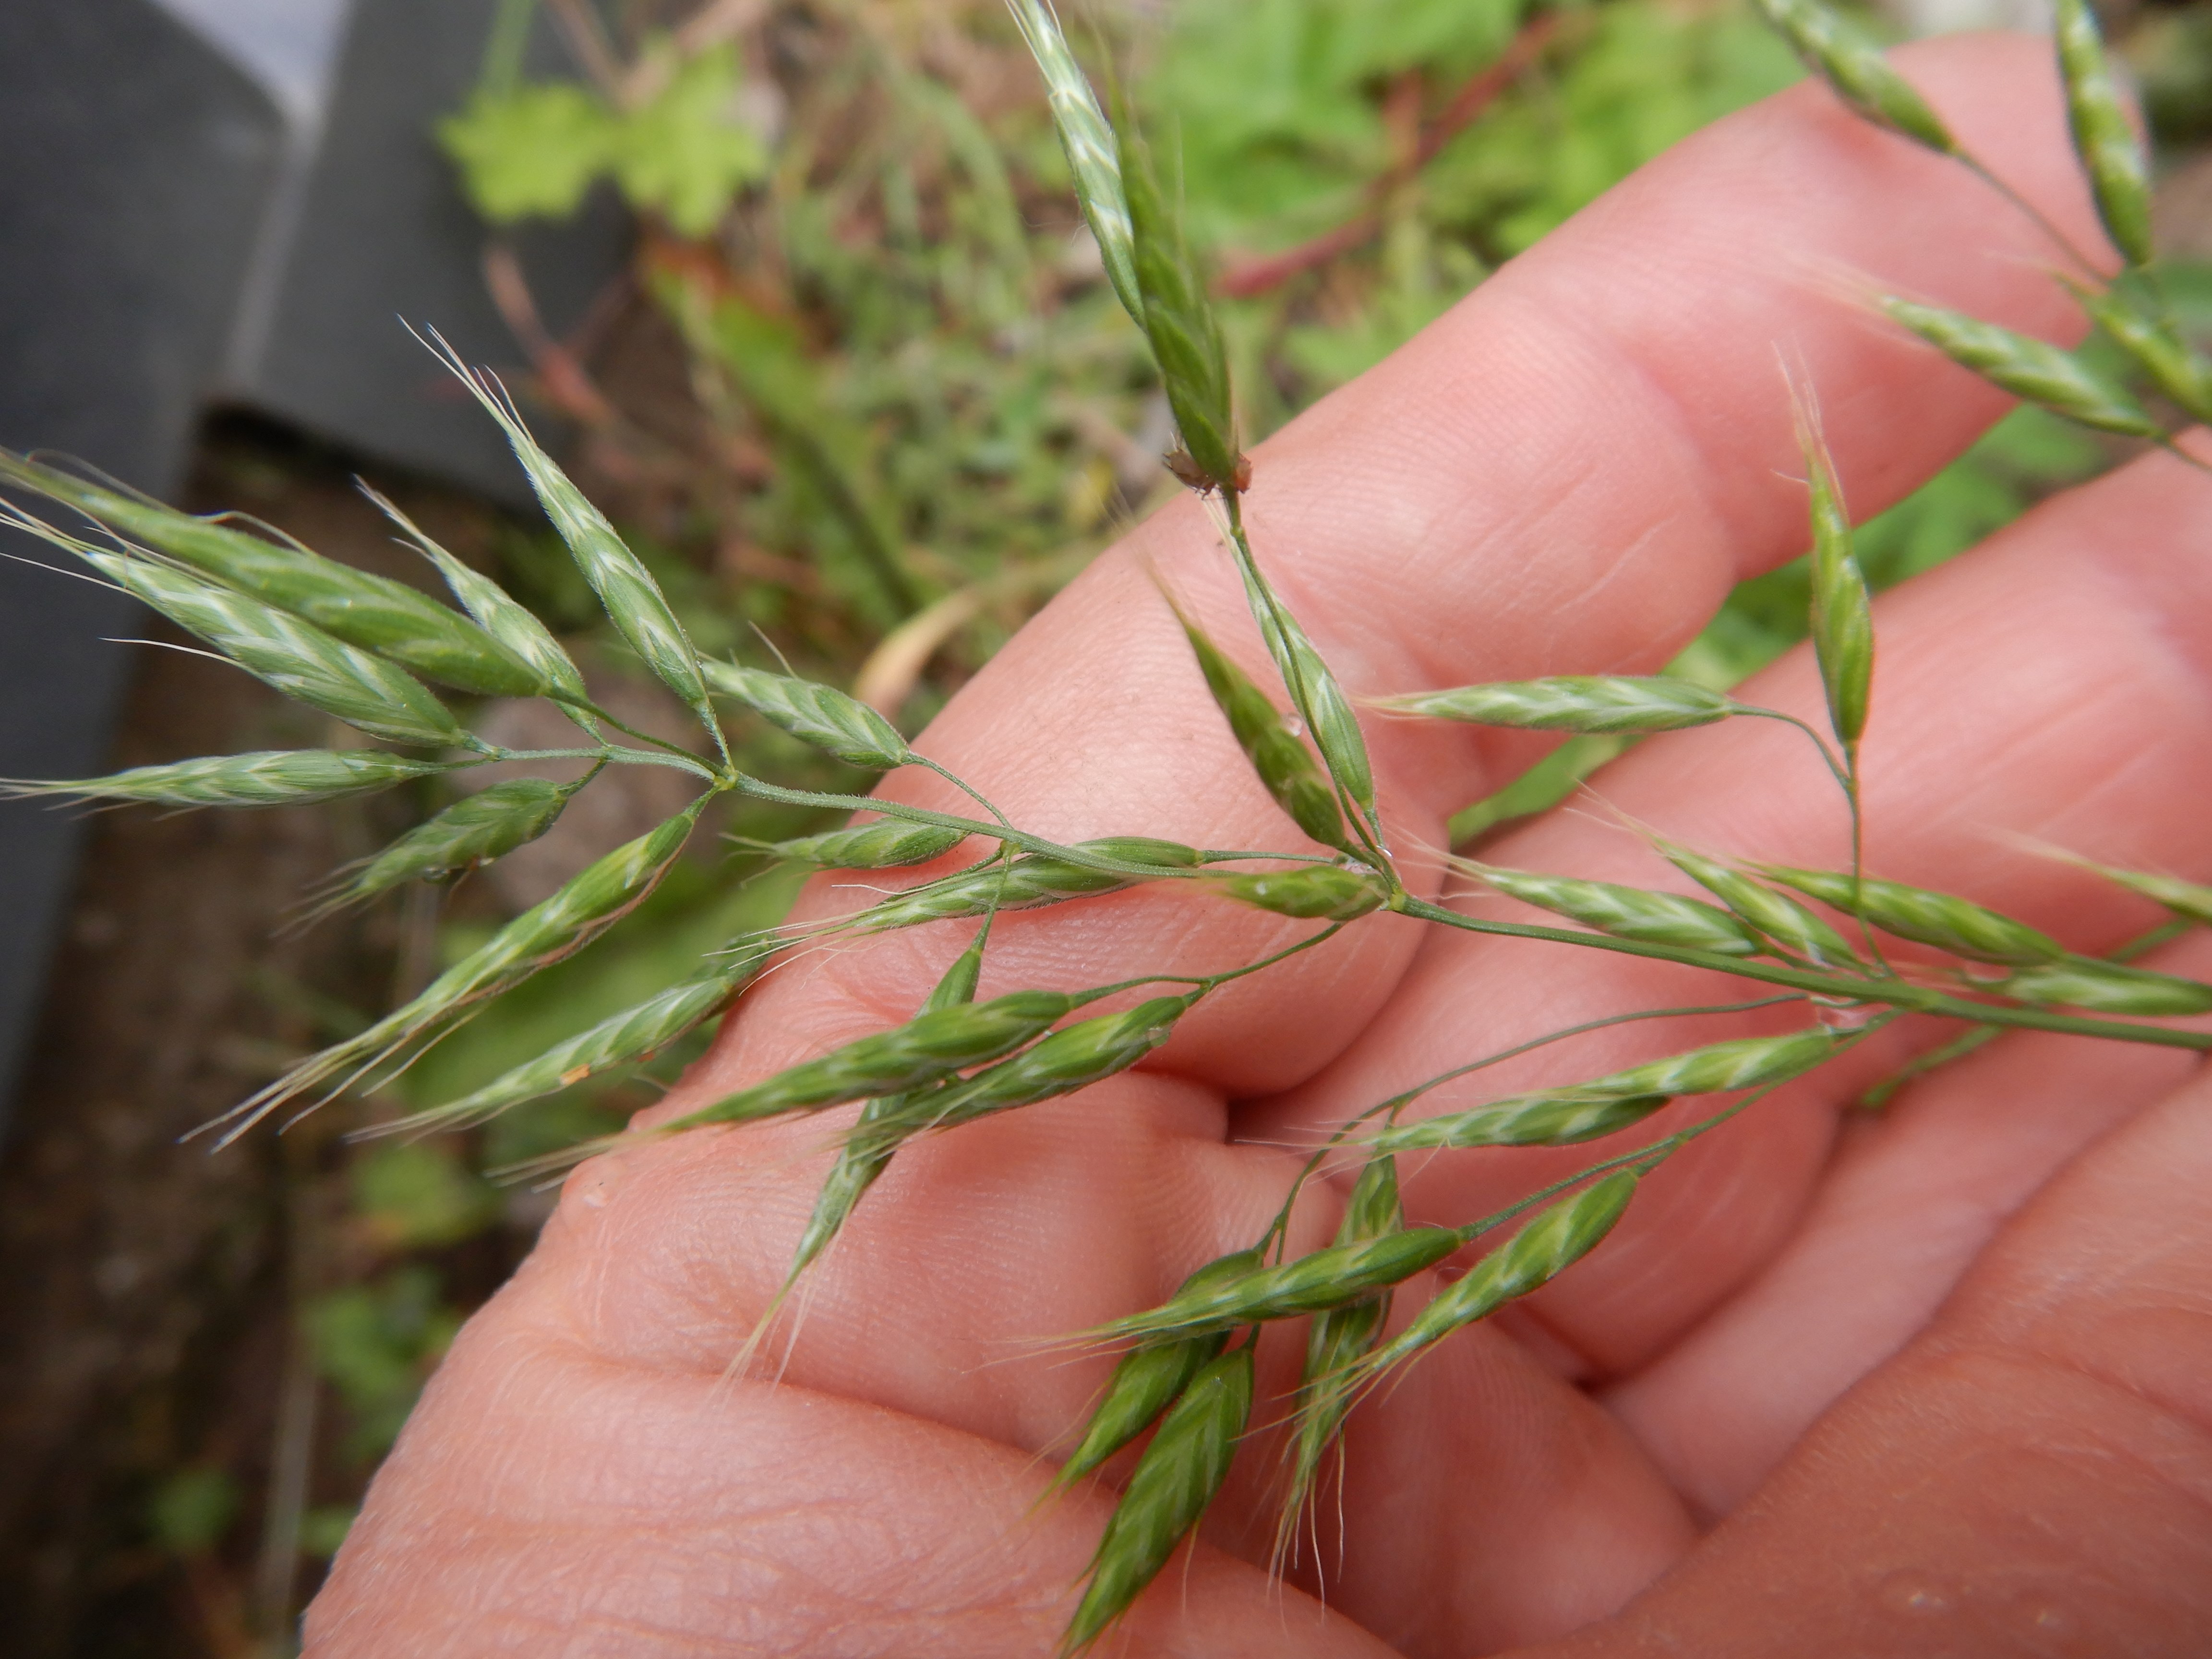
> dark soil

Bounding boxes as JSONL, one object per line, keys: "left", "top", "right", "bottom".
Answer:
{"left": 0, "top": 416, "right": 530, "bottom": 1659}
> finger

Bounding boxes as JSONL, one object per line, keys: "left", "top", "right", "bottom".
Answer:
{"left": 1528, "top": 1051, "right": 2212, "bottom": 1659}
{"left": 1607, "top": 927, "right": 2212, "bottom": 1519}
{"left": 702, "top": 32, "right": 2101, "bottom": 1107}
{"left": 305, "top": 1317, "right": 1399, "bottom": 1659}
{"left": 1252, "top": 445, "right": 2212, "bottom": 1380}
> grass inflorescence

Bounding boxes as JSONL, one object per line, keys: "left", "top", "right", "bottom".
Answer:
{"left": 8, "top": 0, "right": 2211, "bottom": 1648}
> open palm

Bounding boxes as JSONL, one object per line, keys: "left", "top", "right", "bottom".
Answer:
{"left": 308, "top": 36, "right": 2212, "bottom": 1658}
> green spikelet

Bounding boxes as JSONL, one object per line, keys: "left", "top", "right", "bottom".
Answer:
{"left": 1049, "top": 1250, "right": 1263, "bottom": 1494}
{"left": 1, "top": 749, "right": 447, "bottom": 808}
{"left": 1116, "top": 108, "right": 1241, "bottom": 494}
{"left": 362, "top": 485, "right": 589, "bottom": 707}
{"left": 1007, "top": 0, "right": 1141, "bottom": 325}
{"left": 0, "top": 451, "right": 544, "bottom": 697}
{"left": 702, "top": 660, "right": 912, "bottom": 770}
{"left": 1758, "top": 866, "right": 2064, "bottom": 964}
{"left": 371, "top": 940, "right": 772, "bottom": 1138}
{"left": 1347, "top": 1173, "right": 1638, "bottom": 1388}
{"left": 211, "top": 800, "right": 705, "bottom": 1143}
{"left": 1466, "top": 861, "right": 1766, "bottom": 957}
{"left": 436, "top": 341, "right": 718, "bottom": 733}
{"left": 1883, "top": 298, "right": 2164, "bottom": 438}
{"left": 1660, "top": 842, "right": 1862, "bottom": 969}
{"left": 1060, "top": 1346, "right": 1253, "bottom": 1654}
{"left": 1208, "top": 865, "right": 1387, "bottom": 920}
{"left": 1379, "top": 675, "right": 1736, "bottom": 733}
{"left": 2054, "top": 0, "right": 2154, "bottom": 267}
{"left": 1376, "top": 1028, "right": 1837, "bottom": 1152}
{"left": 1750, "top": 0, "right": 1956, "bottom": 153}
{"left": 85, "top": 549, "right": 466, "bottom": 750}
{"left": 2003, "top": 958, "right": 2212, "bottom": 1016}
{"left": 1798, "top": 417, "right": 1873, "bottom": 752}
{"left": 1177, "top": 612, "right": 1348, "bottom": 852}
{"left": 764, "top": 820, "right": 968, "bottom": 869}
{"left": 340, "top": 777, "right": 579, "bottom": 901}
{"left": 1275, "top": 1153, "right": 1402, "bottom": 1569}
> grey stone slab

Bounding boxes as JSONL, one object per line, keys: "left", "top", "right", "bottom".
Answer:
{"left": 229, "top": 0, "right": 632, "bottom": 503}
{"left": 0, "top": 0, "right": 289, "bottom": 1128}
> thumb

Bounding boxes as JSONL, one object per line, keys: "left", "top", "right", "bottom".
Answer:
{"left": 1537, "top": 1051, "right": 2212, "bottom": 1658}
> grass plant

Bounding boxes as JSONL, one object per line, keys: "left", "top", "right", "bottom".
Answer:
{"left": 7, "top": 0, "right": 2212, "bottom": 1649}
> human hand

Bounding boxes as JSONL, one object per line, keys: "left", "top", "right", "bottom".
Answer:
{"left": 306, "top": 35, "right": 2212, "bottom": 1658}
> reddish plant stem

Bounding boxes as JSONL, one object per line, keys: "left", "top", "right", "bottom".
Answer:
{"left": 1215, "top": 12, "right": 1564, "bottom": 301}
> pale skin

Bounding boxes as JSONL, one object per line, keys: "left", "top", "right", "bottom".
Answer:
{"left": 307, "top": 35, "right": 2212, "bottom": 1658}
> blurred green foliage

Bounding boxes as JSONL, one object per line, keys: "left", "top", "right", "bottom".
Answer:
{"left": 147, "top": 1467, "right": 239, "bottom": 1556}
{"left": 308, "top": 1265, "right": 463, "bottom": 1464}
{"left": 443, "top": 41, "right": 769, "bottom": 235}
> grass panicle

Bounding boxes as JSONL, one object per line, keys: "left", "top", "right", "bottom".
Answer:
{"left": 362, "top": 484, "right": 590, "bottom": 707}
{"left": 1373, "top": 1028, "right": 1837, "bottom": 1153}
{"left": 1209, "top": 865, "right": 1388, "bottom": 920}
{"left": 1659, "top": 841, "right": 1863, "bottom": 969}
{"left": 1758, "top": 865, "right": 2064, "bottom": 964}
{"left": 16, "top": 30, "right": 2212, "bottom": 1654}
{"left": 0, "top": 452, "right": 543, "bottom": 698}
{"left": 81, "top": 547, "right": 467, "bottom": 750}
{"left": 1463, "top": 861, "right": 1766, "bottom": 958}
{"left": 1377, "top": 675, "right": 1735, "bottom": 734}
{"left": 1882, "top": 297, "right": 2164, "bottom": 438}
{"left": 369, "top": 942, "right": 771, "bottom": 1138}
{"left": 2003, "top": 957, "right": 2212, "bottom": 1016}
{"left": 1176, "top": 609, "right": 1349, "bottom": 852}
{"left": 2053, "top": 0, "right": 2154, "bottom": 267}
{"left": 1049, "top": 1250, "right": 1262, "bottom": 1494}
{"left": 764, "top": 820, "right": 969, "bottom": 868}
{"left": 1007, "top": 0, "right": 1141, "bottom": 326}
{"left": 0, "top": 749, "right": 447, "bottom": 809}
{"left": 1060, "top": 1346, "right": 1253, "bottom": 1655}
{"left": 1748, "top": 0, "right": 1956, "bottom": 154}
{"left": 703, "top": 659, "right": 913, "bottom": 770}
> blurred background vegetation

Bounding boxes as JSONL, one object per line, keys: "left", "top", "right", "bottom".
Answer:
{"left": 5, "top": 0, "right": 2208, "bottom": 1651}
